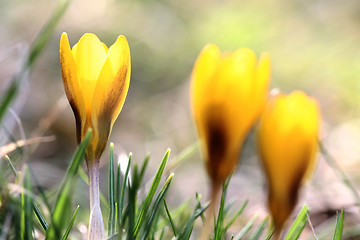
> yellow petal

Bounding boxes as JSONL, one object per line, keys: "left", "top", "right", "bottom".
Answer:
{"left": 73, "top": 33, "right": 108, "bottom": 115}
{"left": 91, "top": 35, "right": 131, "bottom": 157}
{"left": 254, "top": 52, "right": 271, "bottom": 111}
{"left": 191, "top": 44, "right": 220, "bottom": 117}
{"left": 60, "top": 32, "right": 86, "bottom": 143}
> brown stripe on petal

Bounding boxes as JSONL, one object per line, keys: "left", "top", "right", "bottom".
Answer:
{"left": 93, "top": 67, "right": 129, "bottom": 158}
{"left": 205, "top": 109, "right": 229, "bottom": 183}
{"left": 60, "top": 59, "right": 83, "bottom": 144}
{"left": 268, "top": 140, "right": 312, "bottom": 232}
{"left": 70, "top": 100, "right": 82, "bottom": 144}
{"left": 99, "top": 66, "right": 128, "bottom": 122}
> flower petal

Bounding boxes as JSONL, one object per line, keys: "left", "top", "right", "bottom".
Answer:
{"left": 60, "top": 32, "right": 86, "bottom": 143}
{"left": 91, "top": 35, "right": 131, "bottom": 157}
{"left": 191, "top": 44, "right": 220, "bottom": 115}
{"left": 73, "top": 33, "right": 108, "bottom": 114}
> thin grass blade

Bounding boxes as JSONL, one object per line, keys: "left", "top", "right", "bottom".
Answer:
{"left": 108, "top": 143, "right": 115, "bottom": 236}
{"left": 0, "top": 0, "right": 71, "bottom": 124}
{"left": 333, "top": 209, "right": 344, "bottom": 240}
{"left": 21, "top": 165, "right": 33, "bottom": 240}
{"left": 133, "top": 149, "right": 170, "bottom": 238}
{"left": 61, "top": 205, "right": 79, "bottom": 240}
{"left": 4, "top": 155, "right": 49, "bottom": 231}
{"left": 233, "top": 214, "right": 259, "bottom": 240}
{"left": 284, "top": 204, "right": 309, "bottom": 240}
{"left": 139, "top": 154, "right": 150, "bottom": 183}
{"left": 249, "top": 217, "right": 269, "bottom": 240}
{"left": 141, "top": 173, "right": 174, "bottom": 240}
{"left": 118, "top": 153, "right": 132, "bottom": 230}
{"left": 176, "top": 202, "right": 209, "bottom": 240}
{"left": 33, "top": 202, "right": 48, "bottom": 231}
{"left": 224, "top": 200, "right": 248, "bottom": 231}
{"left": 214, "top": 174, "right": 232, "bottom": 239}
{"left": 164, "top": 199, "right": 177, "bottom": 237}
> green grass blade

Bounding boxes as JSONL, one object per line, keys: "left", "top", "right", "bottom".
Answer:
{"left": 141, "top": 173, "right": 174, "bottom": 240}
{"left": 4, "top": 155, "right": 49, "bottom": 231}
{"left": 0, "top": 0, "right": 71, "bottom": 125}
{"left": 284, "top": 204, "right": 309, "bottom": 240}
{"left": 27, "top": 0, "right": 71, "bottom": 67}
{"left": 249, "top": 217, "right": 269, "bottom": 240}
{"left": 28, "top": 163, "right": 51, "bottom": 211}
{"left": 265, "top": 228, "right": 274, "bottom": 240}
{"left": 165, "top": 141, "right": 199, "bottom": 172}
{"left": 33, "top": 202, "right": 48, "bottom": 231}
{"left": 176, "top": 202, "right": 210, "bottom": 240}
{"left": 139, "top": 154, "right": 150, "bottom": 183}
{"left": 224, "top": 200, "right": 248, "bottom": 231}
{"left": 4, "top": 155, "right": 17, "bottom": 176}
{"left": 195, "top": 192, "right": 206, "bottom": 222}
{"left": 108, "top": 143, "right": 115, "bottom": 236}
{"left": 214, "top": 175, "right": 232, "bottom": 239}
{"left": 163, "top": 199, "right": 177, "bottom": 237}
{"left": 61, "top": 205, "right": 79, "bottom": 240}
{"left": 118, "top": 153, "right": 132, "bottom": 230}
{"left": 233, "top": 214, "right": 259, "bottom": 240}
{"left": 133, "top": 149, "right": 171, "bottom": 238}
{"left": 0, "top": 81, "right": 19, "bottom": 126}
{"left": 21, "top": 165, "right": 33, "bottom": 240}
{"left": 333, "top": 209, "right": 345, "bottom": 240}
{"left": 46, "top": 129, "right": 91, "bottom": 239}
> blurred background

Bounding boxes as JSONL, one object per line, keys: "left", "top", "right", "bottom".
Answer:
{"left": 1, "top": 0, "right": 360, "bottom": 238}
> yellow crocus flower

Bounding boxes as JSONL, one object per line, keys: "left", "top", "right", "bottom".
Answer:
{"left": 60, "top": 32, "right": 130, "bottom": 162}
{"left": 190, "top": 44, "right": 271, "bottom": 187}
{"left": 257, "top": 90, "right": 321, "bottom": 235}
{"left": 190, "top": 44, "right": 271, "bottom": 238}
{"left": 60, "top": 32, "right": 130, "bottom": 240}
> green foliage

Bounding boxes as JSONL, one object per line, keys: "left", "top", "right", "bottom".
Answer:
{"left": 0, "top": 0, "right": 71, "bottom": 125}
{"left": 21, "top": 166, "right": 33, "bottom": 240}
{"left": 46, "top": 129, "right": 92, "bottom": 239}
{"left": 333, "top": 209, "right": 345, "bottom": 240}
{"left": 108, "top": 143, "right": 116, "bottom": 236}
{"left": 284, "top": 204, "right": 309, "bottom": 240}
{"left": 61, "top": 205, "right": 79, "bottom": 240}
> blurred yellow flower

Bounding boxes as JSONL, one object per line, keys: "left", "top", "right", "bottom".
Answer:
{"left": 257, "top": 90, "right": 321, "bottom": 233}
{"left": 190, "top": 44, "right": 271, "bottom": 186}
{"left": 60, "top": 32, "right": 131, "bottom": 161}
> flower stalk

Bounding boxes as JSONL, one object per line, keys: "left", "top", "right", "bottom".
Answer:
{"left": 87, "top": 160, "right": 105, "bottom": 239}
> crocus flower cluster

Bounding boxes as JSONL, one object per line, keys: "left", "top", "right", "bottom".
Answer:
{"left": 59, "top": 31, "right": 321, "bottom": 239}
{"left": 190, "top": 44, "right": 321, "bottom": 237}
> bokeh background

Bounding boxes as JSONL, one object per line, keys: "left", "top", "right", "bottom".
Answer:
{"left": 1, "top": 0, "right": 360, "bottom": 238}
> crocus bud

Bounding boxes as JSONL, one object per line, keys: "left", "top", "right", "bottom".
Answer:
{"left": 60, "top": 33, "right": 130, "bottom": 240}
{"left": 190, "top": 44, "right": 271, "bottom": 186}
{"left": 60, "top": 32, "right": 130, "bottom": 163}
{"left": 257, "top": 91, "right": 321, "bottom": 234}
